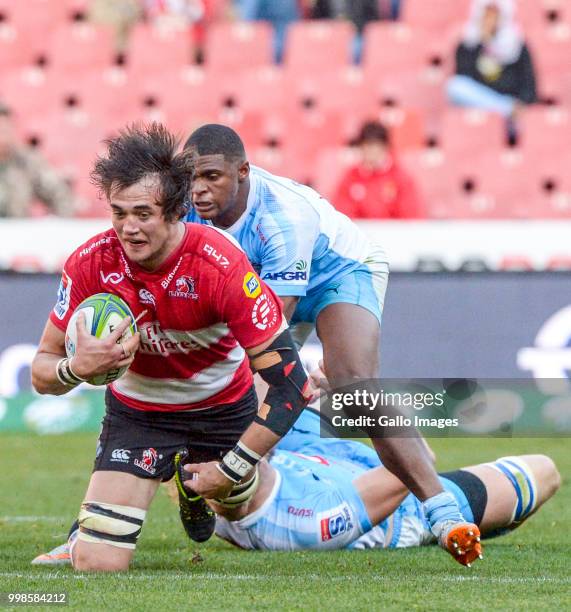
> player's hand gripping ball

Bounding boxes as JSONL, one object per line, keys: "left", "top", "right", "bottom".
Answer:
{"left": 65, "top": 293, "right": 137, "bottom": 385}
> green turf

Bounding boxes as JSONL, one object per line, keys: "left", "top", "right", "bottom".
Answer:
{"left": 0, "top": 434, "right": 569, "bottom": 611}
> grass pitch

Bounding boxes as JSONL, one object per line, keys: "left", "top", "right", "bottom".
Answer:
{"left": 1, "top": 434, "right": 569, "bottom": 611}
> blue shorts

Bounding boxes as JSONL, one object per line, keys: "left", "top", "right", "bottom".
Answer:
{"left": 273, "top": 410, "right": 474, "bottom": 550}
{"left": 291, "top": 248, "right": 389, "bottom": 328}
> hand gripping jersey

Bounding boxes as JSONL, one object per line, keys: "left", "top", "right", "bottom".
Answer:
{"left": 50, "top": 224, "right": 283, "bottom": 412}
{"left": 186, "top": 166, "right": 388, "bottom": 309}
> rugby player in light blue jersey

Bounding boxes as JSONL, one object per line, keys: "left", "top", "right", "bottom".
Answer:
{"left": 212, "top": 410, "right": 561, "bottom": 563}
{"left": 180, "top": 124, "right": 482, "bottom": 562}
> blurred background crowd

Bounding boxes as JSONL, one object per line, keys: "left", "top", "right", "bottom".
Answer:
{"left": 0, "top": 0, "right": 569, "bottom": 220}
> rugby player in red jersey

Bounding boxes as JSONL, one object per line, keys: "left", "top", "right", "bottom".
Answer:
{"left": 31, "top": 124, "right": 310, "bottom": 572}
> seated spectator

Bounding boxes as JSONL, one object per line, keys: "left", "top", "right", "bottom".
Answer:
{"left": 0, "top": 104, "right": 75, "bottom": 218}
{"left": 237, "top": 0, "right": 300, "bottom": 63}
{"left": 309, "top": 0, "right": 380, "bottom": 63}
{"left": 333, "top": 120, "right": 424, "bottom": 220}
{"left": 446, "top": 0, "right": 537, "bottom": 118}
{"left": 88, "top": 0, "right": 143, "bottom": 54}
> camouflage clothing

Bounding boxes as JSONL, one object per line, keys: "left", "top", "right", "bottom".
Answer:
{"left": 0, "top": 148, "right": 75, "bottom": 218}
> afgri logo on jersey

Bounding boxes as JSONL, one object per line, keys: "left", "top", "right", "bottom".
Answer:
{"left": 169, "top": 276, "right": 198, "bottom": 300}
{"left": 242, "top": 272, "right": 261, "bottom": 299}
{"left": 54, "top": 270, "right": 73, "bottom": 320}
{"left": 251, "top": 294, "right": 278, "bottom": 330}
{"left": 262, "top": 260, "right": 308, "bottom": 282}
{"left": 319, "top": 504, "right": 353, "bottom": 542}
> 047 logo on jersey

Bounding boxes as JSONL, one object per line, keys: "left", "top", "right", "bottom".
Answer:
{"left": 251, "top": 294, "right": 278, "bottom": 330}
{"left": 203, "top": 244, "right": 229, "bottom": 268}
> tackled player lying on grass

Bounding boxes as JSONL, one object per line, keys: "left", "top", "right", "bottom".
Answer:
{"left": 35, "top": 409, "right": 560, "bottom": 568}
{"left": 208, "top": 410, "right": 560, "bottom": 565}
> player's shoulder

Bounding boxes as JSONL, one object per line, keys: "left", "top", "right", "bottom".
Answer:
{"left": 64, "top": 228, "right": 120, "bottom": 271}
{"left": 185, "top": 223, "right": 247, "bottom": 275}
{"left": 251, "top": 165, "right": 321, "bottom": 209}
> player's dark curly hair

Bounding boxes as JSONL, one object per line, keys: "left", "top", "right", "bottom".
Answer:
{"left": 184, "top": 123, "right": 246, "bottom": 162}
{"left": 91, "top": 122, "right": 192, "bottom": 221}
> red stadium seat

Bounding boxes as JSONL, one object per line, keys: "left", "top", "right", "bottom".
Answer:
{"left": 401, "top": 0, "right": 471, "bottom": 30}
{"left": 249, "top": 145, "right": 304, "bottom": 183}
{"left": 313, "top": 147, "right": 360, "bottom": 201}
{"left": 517, "top": 0, "right": 570, "bottom": 29}
{"left": 126, "top": 24, "right": 192, "bottom": 79}
{"left": 204, "top": 21, "right": 273, "bottom": 73}
{"left": 283, "top": 20, "right": 354, "bottom": 76}
{"left": 527, "top": 21, "right": 571, "bottom": 81}
{"left": 401, "top": 149, "right": 456, "bottom": 218}
{"left": 0, "top": 69, "right": 63, "bottom": 124}
{"left": 48, "top": 23, "right": 116, "bottom": 75}
{"left": 439, "top": 109, "right": 506, "bottom": 157}
{"left": 283, "top": 67, "right": 374, "bottom": 119}
{"left": 449, "top": 149, "right": 535, "bottom": 218}
{"left": 527, "top": 152, "right": 571, "bottom": 218}
{"left": 0, "top": 22, "right": 47, "bottom": 69}
{"left": 232, "top": 67, "right": 287, "bottom": 114}
{"left": 362, "top": 22, "right": 454, "bottom": 129}
{"left": 519, "top": 106, "right": 571, "bottom": 159}
{"left": 363, "top": 23, "right": 426, "bottom": 75}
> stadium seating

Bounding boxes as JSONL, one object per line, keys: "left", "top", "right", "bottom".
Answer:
{"left": 527, "top": 21, "right": 571, "bottom": 82}
{"left": 527, "top": 151, "right": 571, "bottom": 218}
{"left": 48, "top": 23, "right": 116, "bottom": 75}
{"left": 0, "top": 0, "right": 567, "bottom": 220}
{"left": 401, "top": 149, "right": 456, "bottom": 218}
{"left": 283, "top": 20, "right": 355, "bottom": 76}
{"left": 313, "top": 146, "right": 360, "bottom": 200}
{"left": 439, "top": 108, "right": 506, "bottom": 157}
{"left": 125, "top": 24, "right": 192, "bottom": 79}
{"left": 204, "top": 21, "right": 273, "bottom": 73}
{"left": 519, "top": 106, "right": 571, "bottom": 159}
{"left": 517, "top": 0, "right": 570, "bottom": 30}
{"left": 232, "top": 67, "right": 287, "bottom": 114}
{"left": 401, "top": 0, "right": 471, "bottom": 29}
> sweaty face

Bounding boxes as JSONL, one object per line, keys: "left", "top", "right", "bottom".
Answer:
{"left": 110, "top": 176, "right": 182, "bottom": 271}
{"left": 190, "top": 153, "right": 246, "bottom": 227}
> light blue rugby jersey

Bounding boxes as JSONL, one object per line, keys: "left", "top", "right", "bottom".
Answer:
{"left": 186, "top": 165, "right": 382, "bottom": 298}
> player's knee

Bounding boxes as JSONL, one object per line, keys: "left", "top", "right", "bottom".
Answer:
{"left": 326, "top": 362, "right": 377, "bottom": 388}
{"left": 530, "top": 455, "right": 561, "bottom": 502}
{"left": 73, "top": 501, "right": 146, "bottom": 571}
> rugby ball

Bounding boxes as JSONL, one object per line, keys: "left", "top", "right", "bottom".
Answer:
{"left": 65, "top": 293, "right": 137, "bottom": 386}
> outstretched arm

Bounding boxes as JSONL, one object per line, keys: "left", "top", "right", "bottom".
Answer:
{"left": 183, "top": 324, "right": 310, "bottom": 498}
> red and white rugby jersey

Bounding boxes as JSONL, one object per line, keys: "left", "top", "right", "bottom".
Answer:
{"left": 49, "top": 224, "right": 283, "bottom": 412}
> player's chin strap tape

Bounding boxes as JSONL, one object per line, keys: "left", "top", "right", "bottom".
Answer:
{"left": 77, "top": 501, "right": 146, "bottom": 550}
{"left": 214, "top": 468, "right": 260, "bottom": 507}
{"left": 249, "top": 328, "right": 312, "bottom": 437}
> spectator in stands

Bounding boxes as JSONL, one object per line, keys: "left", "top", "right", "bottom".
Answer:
{"left": 0, "top": 104, "right": 75, "bottom": 218}
{"left": 333, "top": 120, "right": 424, "bottom": 219}
{"left": 309, "top": 0, "right": 380, "bottom": 62}
{"left": 88, "top": 0, "right": 143, "bottom": 53}
{"left": 446, "top": 0, "right": 537, "bottom": 118}
{"left": 237, "top": 0, "right": 300, "bottom": 63}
